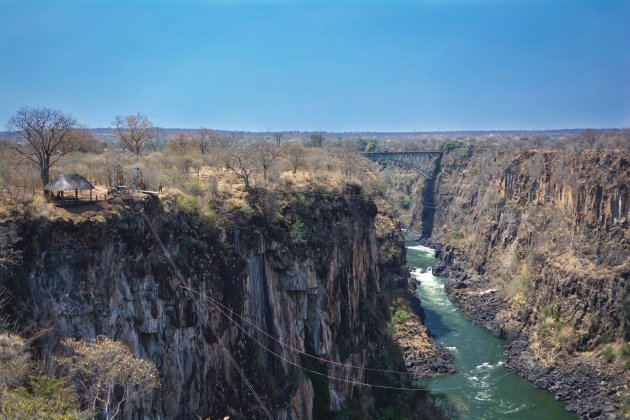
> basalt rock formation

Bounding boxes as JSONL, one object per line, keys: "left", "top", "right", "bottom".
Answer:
{"left": 413, "top": 147, "right": 630, "bottom": 418}
{"left": 1, "top": 186, "right": 447, "bottom": 419}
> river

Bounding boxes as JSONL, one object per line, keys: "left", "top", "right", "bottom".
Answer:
{"left": 406, "top": 243, "right": 577, "bottom": 420}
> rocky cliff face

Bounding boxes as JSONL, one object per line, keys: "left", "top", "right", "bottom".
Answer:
{"left": 1, "top": 186, "right": 413, "bottom": 419}
{"left": 413, "top": 147, "right": 630, "bottom": 417}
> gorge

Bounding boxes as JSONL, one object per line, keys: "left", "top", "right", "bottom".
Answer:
{"left": 1, "top": 143, "right": 628, "bottom": 419}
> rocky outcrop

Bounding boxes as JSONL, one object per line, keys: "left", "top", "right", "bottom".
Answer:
{"left": 415, "top": 148, "right": 630, "bottom": 418}
{"left": 1, "top": 186, "right": 419, "bottom": 419}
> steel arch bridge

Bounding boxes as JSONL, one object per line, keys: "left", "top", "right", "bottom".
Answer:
{"left": 363, "top": 151, "right": 443, "bottom": 178}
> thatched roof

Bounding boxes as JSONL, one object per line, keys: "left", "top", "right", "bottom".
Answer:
{"left": 44, "top": 174, "right": 94, "bottom": 191}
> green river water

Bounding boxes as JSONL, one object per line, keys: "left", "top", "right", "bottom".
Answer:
{"left": 406, "top": 243, "right": 577, "bottom": 420}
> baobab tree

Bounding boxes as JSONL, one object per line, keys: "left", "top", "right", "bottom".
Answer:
{"left": 113, "top": 113, "right": 154, "bottom": 157}
{"left": 7, "top": 107, "right": 86, "bottom": 191}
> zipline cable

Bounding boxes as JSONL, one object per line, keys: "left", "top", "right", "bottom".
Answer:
{"left": 137, "top": 206, "right": 274, "bottom": 420}
{"left": 183, "top": 284, "right": 515, "bottom": 392}
{"left": 180, "top": 284, "right": 429, "bottom": 377}
{"left": 135, "top": 198, "right": 514, "bottom": 394}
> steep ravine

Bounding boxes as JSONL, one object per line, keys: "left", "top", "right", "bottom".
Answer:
{"left": 1, "top": 187, "right": 447, "bottom": 419}
{"left": 412, "top": 147, "right": 630, "bottom": 418}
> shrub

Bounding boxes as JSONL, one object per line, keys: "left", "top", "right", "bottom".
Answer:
{"left": 441, "top": 140, "right": 464, "bottom": 153}
{"left": 0, "top": 376, "right": 80, "bottom": 419}
{"left": 553, "top": 324, "right": 577, "bottom": 353}
{"left": 291, "top": 220, "right": 306, "bottom": 244}
{"left": 189, "top": 178, "right": 204, "bottom": 197}
{"left": 392, "top": 308, "right": 411, "bottom": 326}
{"left": 238, "top": 203, "right": 255, "bottom": 220}
{"left": 620, "top": 343, "right": 630, "bottom": 370}
{"left": 199, "top": 203, "right": 220, "bottom": 228}
{"left": 0, "top": 333, "right": 31, "bottom": 389}
{"left": 397, "top": 195, "right": 412, "bottom": 210}
{"left": 601, "top": 345, "right": 615, "bottom": 363}
{"left": 449, "top": 229, "right": 464, "bottom": 240}
{"left": 542, "top": 303, "right": 561, "bottom": 322}
{"left": 174, "top": 195, "right": 198, "bottom": 213}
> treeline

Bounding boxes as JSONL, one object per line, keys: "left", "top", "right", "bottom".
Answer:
{"left": 0, "top": 108, "right": 389, "bottom": 205}
{"left": 1, "top": 106, "right": 627, "bottom": 196}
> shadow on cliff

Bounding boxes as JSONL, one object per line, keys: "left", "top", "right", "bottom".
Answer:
{"left": 420, "top": 155, "right": 442, "bottom": 239}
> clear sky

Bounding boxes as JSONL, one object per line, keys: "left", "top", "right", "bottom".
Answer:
{"left": 0, "top": 0, "right": 628, "bottom": 131}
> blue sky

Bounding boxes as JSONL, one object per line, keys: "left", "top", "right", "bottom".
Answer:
{"left": 1, "top": 0, "right": 629, "bottom": 131}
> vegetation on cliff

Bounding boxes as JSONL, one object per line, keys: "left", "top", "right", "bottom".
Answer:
{"left": 402, "top": 138, "right": 629, "bottom": 417}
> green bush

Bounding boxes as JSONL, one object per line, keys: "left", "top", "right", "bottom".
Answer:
{"left": 397, "top": 195, "right": 412, "bottom": 210}
{"left": 441, "top": 140, "right": 464, "bottom": 153}
{"left": 238, "top": 203, "right": 255, "bottom": 220}
{"left": 291, "top": 220, "right": 306, "bottom": 244}
{"left": 620, "top": 343, "right": 630, "bottom": 370}
{"left": 601, "top": 345, "right": 615, "bottom": 363}
{"left": 449, "top": 229, "right": 464, "bottom": 240}
{"left": 189, "top": 179, "right": 204, "bottom": 197}
{"left": 199, "top": 203, "right": 220, "bottom": 228}
{"left": 174, "top": 195, "right": 198, "bottom": 213}
{"left": 0, "top": 376, "right": 80, "bottom": 419}
{"left": 392, "top": 308, "right": 411, "bottom": 326}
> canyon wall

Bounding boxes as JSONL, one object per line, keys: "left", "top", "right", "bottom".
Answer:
{"left": 413, "top": 146, "right": 629, "bottom": 417}
{"left": 1, "top": 186, "right": 423, "bottom": 419}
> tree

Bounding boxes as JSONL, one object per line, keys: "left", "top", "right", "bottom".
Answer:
{"left": 148, "top": 127, "right": 166, "bottom": 152}
{"left": 305, "top": 132, "right": 325, "bottom": 147}
{"left": 56, "top": 336, "right": 159, "bottom": 420}
{"left": 167, "top": 132, "right": 192, "bottom": 155}
{"left": 582, "top": 129, "right": 599, "bottom": 149}
{"left": 0, "top": 225, "right": 22, "bottom": 273}
{"left": 113, "top": 114, "right": 154, "bottom": 157}
{"left": 273, "top": 132, "right": 284, "bottom": 146}
{"left": 222, "top": 144, "right": 256, "bottom": 189}
{"left": 7, "top": 107, "right": 84, "bottom": 191}
{"left": 196, "top": 128, "right": 218, "bottom": 155}
{"left": 253, "top": 140, "right": 281, "bottom": 182}
{"left": 286, "top": 144, "right": 306, "bottom": 174}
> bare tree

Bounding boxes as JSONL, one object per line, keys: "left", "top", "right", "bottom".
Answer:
{"left": 56, "top": 336, "right": 159, "bottom": 420}
{"left": 148, "top": 126, "right": 166, "bottom": 152}
{"left": 7, "top": 107, "right": 84, "bottom": 191}
{"left": 0, "top": 225, "right": 22, "bottom": 273}
{"left": 112, "top": 113, "right": 154, "bottom": 157}
{"left": 305, "top": 132, "right": 325, "bottom": 147}
{"left": 196, "top": 128, "right": 217, "bottom": 155}
{"left": 582, "top": 129, "right": 599, "bottom": 148}
{"left": 286, "top": 144, "right": 306, "bottom": 174}
{"left": 222, "top": 144, "right": 256, "bottom": 188}
{"left": 273, "top": 132, "right": 284, "bottom": 146}
{"left": 253, "top": 140, "right": 281, "bottom": 182}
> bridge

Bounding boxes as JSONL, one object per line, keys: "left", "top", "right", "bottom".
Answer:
{"left": 363, "top": 151, "right": 443, "bottom": 178}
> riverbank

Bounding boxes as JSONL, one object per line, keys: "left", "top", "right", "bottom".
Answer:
{"left": 429, "top": 241, "right": 626, "bottom": 419}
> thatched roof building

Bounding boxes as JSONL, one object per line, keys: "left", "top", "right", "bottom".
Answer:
{"left": 44, "top": 174, "right": 94, "bottom": 191}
